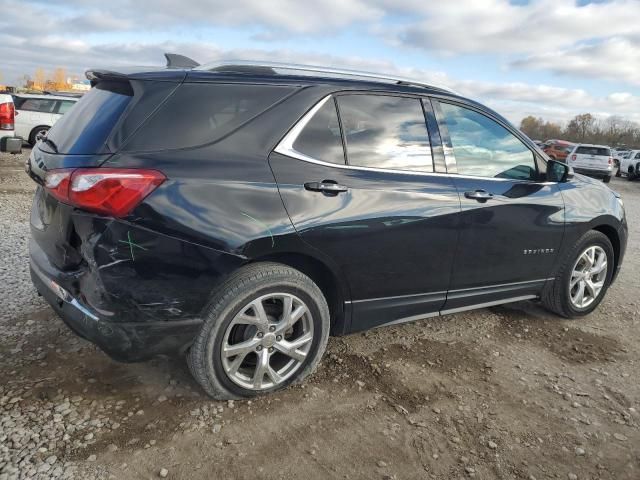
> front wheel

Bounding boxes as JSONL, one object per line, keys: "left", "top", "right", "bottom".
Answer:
{"left": 542, "top": 231, "right": 613, "bottom": 318}
{"left": 188, "top": 262, "right": 330, "bottom": 399}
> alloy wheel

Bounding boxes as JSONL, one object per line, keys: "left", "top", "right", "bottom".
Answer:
{"left": 569, "top": 246, "right": 608, "bottom": 309}
{"left": 221, "top": 293, "right": 314, "bottom": 390}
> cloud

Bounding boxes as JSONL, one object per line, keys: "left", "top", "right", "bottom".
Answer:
{"left": 388, "top": 0, "right": 640, "bottom": 55}
{"left": 2, "top": 0, "right": 640, "bottom": 125}
{"left": 512, "top": 36, "right": 640, "bottom": 87}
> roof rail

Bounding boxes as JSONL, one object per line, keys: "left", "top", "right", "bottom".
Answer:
{"left": 165, "top": 53, "right": 200, "bottom": 69}
{"left": 194, "top": 60, "right": 456, "bottom": 94}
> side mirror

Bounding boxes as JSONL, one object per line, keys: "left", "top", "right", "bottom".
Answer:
{"left": 547, "top": 160, "right": 574, "bottom": 182}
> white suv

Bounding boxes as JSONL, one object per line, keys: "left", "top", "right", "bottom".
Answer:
{"left": 567, "top": 144, "right": 613, "bottom": 183}
{"left": 620, "top": 149, "right": 640, "bottom": 181}
{"left": 13, "top": 94, "right": 79, "bottom": 145}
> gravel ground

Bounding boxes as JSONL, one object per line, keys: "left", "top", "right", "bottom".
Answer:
{"left": 1, "top": 148, "right": 638, "bottom": 480}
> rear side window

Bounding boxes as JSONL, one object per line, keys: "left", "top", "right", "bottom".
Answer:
{"left": 292, "top": 98, "right": 344, "bottom": 164}
{"left": 125, "top": 83, "right": 294, "bottom": 151}
{"left": 337, "top": 94, "right": 433, "bottom": 172}
{"left": 46, "top": 82, "right": 133, "bottom": 155}
{"left": 19, "top": 98, "right": 57, "bottom": 113}
{"left": 575, "top": 146, "right": 610, "bottom": 156}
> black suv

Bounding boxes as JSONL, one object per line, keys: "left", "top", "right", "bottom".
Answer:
{"left": 27, "top": 55, "right": 627, "bottom": 399}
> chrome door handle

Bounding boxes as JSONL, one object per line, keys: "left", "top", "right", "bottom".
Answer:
{"left": 304, "top": 181, "right": 348, "bottom": 194}
{"left": 464, "top": 190, "right": 494, "bottom": 202}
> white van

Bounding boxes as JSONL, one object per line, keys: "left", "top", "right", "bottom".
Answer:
{"left": 567, "top": 144, "right": 613, "bottom": 183}
{"left": 13, "top": 94, "right": 79, "bottom": 145}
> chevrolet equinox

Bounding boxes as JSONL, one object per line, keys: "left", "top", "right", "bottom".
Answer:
{"left": 27, "top": 54, "right": 628, "bottom": 399}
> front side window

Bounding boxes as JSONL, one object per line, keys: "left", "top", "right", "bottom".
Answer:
{"left": 336, "top": 94, "right": 433, "bottom": 172}
{"left": 438, "top": 102, "right": 536, "bottom": 180}
{"left": 292, "top": 97, "right": 344, "bottom": 165}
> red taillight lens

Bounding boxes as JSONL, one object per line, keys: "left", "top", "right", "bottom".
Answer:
{"left": 0, "top": 102, "right": 15, "bottom": 130}
{"left": 44, "top": 168, "right": 165, "bottom": 217}
{"left": 608, "top": 157, "right": 613, "bottom": 165}
{"left": 571, "top": 154, "right": 577, "bottom": 161}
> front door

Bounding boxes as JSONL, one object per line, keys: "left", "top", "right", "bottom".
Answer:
{"left": 432, "top": 99, "right": 565, "bottom": 311}
{"left": 270, "top": 93, "right": 460, "bottom": 331}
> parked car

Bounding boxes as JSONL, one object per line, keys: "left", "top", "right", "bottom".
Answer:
{"left": 0, "top": 93, "right": 21, "bottom": 153}
{"left": 0, "top": 93, "right": 15, "bottom": 142}
{"left": 566, "top": 144, "right": 614, "bottom": 183}
{"left": 612, "top": 149, "right": 630, "bottom": 177}
{"left": 543, "top": 140, "right": 575, "bottom": 161}
{"left": 13, "top": 93, "right": 78, "bottom": 145}
{"left": 620, "top": 150, "right": 640, "bottom": 180}
{"left": 26, "top": 56, "right": 628, "bottom": 399}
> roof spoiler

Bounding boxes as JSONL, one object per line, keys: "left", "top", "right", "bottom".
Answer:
{"left": 164, "top": 53, "right": 200, "bottom": 69}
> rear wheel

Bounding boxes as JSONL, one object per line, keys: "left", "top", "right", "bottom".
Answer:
{"left": 188, "top": 262, "right": 330, "bottom": 399}
{"left": 542, "top": 231, "right": 613, "bottom": 318}
{"left": 29, "top": 126, "right": 50, "bottom": 146}
{"left": 603, "top": 175, "right": 611, "bottom": 183}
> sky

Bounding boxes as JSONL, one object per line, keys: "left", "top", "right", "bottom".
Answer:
{"left": 1, "top": 0, "right": 639, "bottom": 126}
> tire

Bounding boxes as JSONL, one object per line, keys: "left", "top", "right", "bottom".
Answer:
{"left": 603, "top": 175, "right": 611, "bottom": 183}
{"left": 542, "top": 230, "right": 614, "bottom": 318}
{"left": 188, "top": 262, "right": 330, "bottom": 400}
{"left": 627, "top": 168, "right": 635, "bottom": 181}
{"left": 29, "top": 126, "right": 49, "bottom": 146}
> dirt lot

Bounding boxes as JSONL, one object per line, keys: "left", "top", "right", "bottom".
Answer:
{"left": 1, "top": 149, "right": 638, "bottom": 480}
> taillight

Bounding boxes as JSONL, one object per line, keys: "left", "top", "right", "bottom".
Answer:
{"left": 608, "top": 157, "right": 613, "bottom": 165}
{"left": 44, "top": 168, "right": 166, "bottom": 217}
{"left": 571, "top": 154, "right": 577, "bottom": 161}
{"left": 0, "top": 102, "right": 15, "bottom": 130}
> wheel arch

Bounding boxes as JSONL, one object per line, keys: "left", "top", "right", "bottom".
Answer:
{"left": 29, "top": 125, "right": 51, "bottom": 143}
{"left": 248, "top": 252, "right": 350, "bottom": 335}
{"left": 592, "top": 224, "right": 620, "bottom": 279}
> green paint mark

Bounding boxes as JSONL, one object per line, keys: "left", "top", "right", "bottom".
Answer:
{"left": 118, "top": 230, "right": 148, "bottom": 261}
{"left": 241, "top": 212, "right": 275, "bottom": 248}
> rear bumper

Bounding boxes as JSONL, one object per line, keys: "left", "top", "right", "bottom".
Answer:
{"left": 30, "top": 253, "right": 203, "bottom": 362}
{"left": 573, "top": 167, "right": 611, "bottom": 179}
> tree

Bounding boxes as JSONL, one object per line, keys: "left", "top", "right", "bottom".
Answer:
{"left": 52, "top": 68, "right": 67, "bottom": 91}
{"left": 34, "top": 68, "right": 46, "bottom": 90}
{"left": 565, "top": 113, "right": 595, "bottom": 142}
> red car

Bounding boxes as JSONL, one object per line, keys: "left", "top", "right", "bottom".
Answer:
{"left": 543, "top": 140, "right": 575, "bottom": 161}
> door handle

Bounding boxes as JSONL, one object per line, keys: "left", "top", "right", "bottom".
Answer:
{"left": 464, "top": 190, "right": 494, "bottom": 202}
{"left": 304, "top": 181, "right": 349, "bottom": 194}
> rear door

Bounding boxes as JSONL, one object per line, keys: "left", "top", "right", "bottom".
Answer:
{"left": 270, "top": 92, "right": 460, "bottom": 331}
{"left": 431, "top": 99, "right": 565, "bottom": 311}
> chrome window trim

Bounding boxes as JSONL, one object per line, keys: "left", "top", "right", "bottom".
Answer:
{"left": 275, "top": 95, "right": 440, "bottom": 177}
{"left": 274, "top": 96, "right": 558, "bottom": 184}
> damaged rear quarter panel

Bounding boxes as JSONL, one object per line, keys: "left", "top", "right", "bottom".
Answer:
{"left": 71, "top": 212, "right": 245, "bottom": 323}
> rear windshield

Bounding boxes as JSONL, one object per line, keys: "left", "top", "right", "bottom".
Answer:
{"left": 45, "top": 82, "right": 133, "bottom": 155}
{"left": 575, "top": 146, "right": 610, "bottom": 156}
{"left": 122, "top": 83, "right": 294, "bottom": 151}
